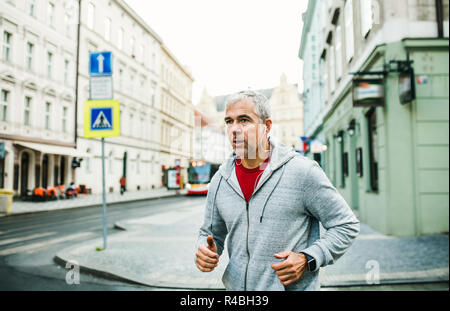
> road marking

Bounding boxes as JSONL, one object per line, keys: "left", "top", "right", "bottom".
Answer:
{"left": 0, "top": 232, "right": 96, "bottom": 256}
{"left": 124, "top": 207, "right": 203, "bottom": 226}
{"left": 356, "top": 234, "right": 394, "bottom": 240}
{"left": 0, "top": 232, "right": 56, "bottom": 246}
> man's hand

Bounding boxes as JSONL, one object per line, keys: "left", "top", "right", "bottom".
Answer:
{"left": 195, "top": 235, "right": 219, "bottom": 273}
{"left": 271, "top": 250, "right": 308, "bottom": 286}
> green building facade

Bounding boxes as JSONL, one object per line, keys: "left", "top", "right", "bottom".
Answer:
{"left": 321, "top": 39, "right": 449, "bottom": 236}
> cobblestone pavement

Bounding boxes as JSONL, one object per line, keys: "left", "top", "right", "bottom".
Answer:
{"left": 55, "top": 196, "right": 449, "bottom": 290}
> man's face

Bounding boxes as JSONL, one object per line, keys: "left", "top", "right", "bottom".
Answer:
{"left": 224, "top": 99, "right": 270, "bottom": 159}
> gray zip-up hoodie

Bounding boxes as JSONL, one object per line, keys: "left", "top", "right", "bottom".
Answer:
{"left": 196, "top": 137, "right": 360, "bottom": 291}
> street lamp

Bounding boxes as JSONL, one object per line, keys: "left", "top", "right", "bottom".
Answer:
{"left": 347, "top": 120, "right": 356, "bottom": 137}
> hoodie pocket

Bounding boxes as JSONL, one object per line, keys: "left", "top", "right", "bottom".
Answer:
{"left": 246, "top": 263, "right": 286, "bottom": 291}
{"left": 222, "top": 258, "right": 246, "bottom": 291}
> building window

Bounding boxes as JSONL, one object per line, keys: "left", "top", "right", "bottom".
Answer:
{"left": 64, "top": 59, "right": 69, "bottom": 84}
{"left": 64, "top": 13, "right": 71, "bottom": 37}
{"left": 320, "top": 59, "right": 329, "bottom": 103}
{"left": 129, "top": 74, "right": 134, "bottom": 94}
{"left": 26, "top": 42, "right": 34, "bottom": 70}
{"left": 29, "top": 0, "right": 35, "bottom": 16}
{"left": 337, "top": 131, "right": 345, "bottom": 188}
{"left": 118, "top": 69, "right": 123, "bottom": 89}
{"left": 360, "top": 0, "right": 373, "bottom": 38}
{"left": 47, "top": 2, "right": 55, "bottom": 27}
{"left": 3, "top": 32, "right": 12, "bottom": 62}
{"left": 367, "top": 108, "right": 378, "bottom": 192}
{"left": 141, "top": 44, "right": 145, "bottom": 63}
{"left": 129, "top": 113, "right": 133, "bottom": 136}
{"left": 151, "top": 81, "right": 156, "bottom": 107}
{"left": 342, "top": 152, "right": 349, "bottom": 177}
{"left": 108, "top": 151, "right": 113, "bottom": 174}
{"left": 151, "top": 52, "right": 156, "bottom": 70}
{"left": 140, "top": 117, "right": 145, "bottom": 138}
{"left": 1, "top": 90, "right": 9, "bottom": 121}
{"left": 151, "top": 155, "right": 155, "bottom": 174}
{"left": 130, "top": 37, "right": 135, "bottom": 57}
{"left": 136, "top": 154, "right": 140, "bottom": 174}
{"left": 335, "top": 25, "right": 343, "bottom": 80}
{"left": 87, "top": 2, "right": 95, "bottom": 30}
{"left": 118, "top": 27, "right": 124, "bottom": 50}
{"left": 104, "top": 17, "right": 111, "bottom": 41}
{"left": 24, "top": 96, "right": 32, "bottom": 126}
{"left": 62, "top": 106, "right": 68, "bottom": 132}
{"left": 47, "top": 52, "right": 53, "bottom": 78}
{"left": 85, "top": 149, "right": 91, "bottom": 172}
{"left": 329, "top": 46, "right": 336, "bottom": 93}
{"left": 45, "top": 102, "right": 51, "bottom": 130}
{"left": 345, "top": 0, "right": 355, "bottom": 62}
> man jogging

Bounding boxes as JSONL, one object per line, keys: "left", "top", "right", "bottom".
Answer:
{"left": 195, "top": 90, "right": 360, "bottom": 291}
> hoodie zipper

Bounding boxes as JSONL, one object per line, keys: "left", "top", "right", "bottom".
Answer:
{"left": 244, "top": 200, "right": 250, "bottom": 291}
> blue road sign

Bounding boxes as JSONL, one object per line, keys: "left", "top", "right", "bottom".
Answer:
{"left": 90, "top": 107, "right": 113, "bottom": 131}
{"left": 89, "top": 52, "right": 112, "bottom": 76}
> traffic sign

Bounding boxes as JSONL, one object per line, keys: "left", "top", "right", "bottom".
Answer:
{"left": 89, "top": 52, "right": 112, "bottom": 76}
{"left": 91, "top": 108, "right": 113, "bottom": 130}
{"left": 90, "top": 76, "right": 113, "bottom": 99}
{"left": 84, "top": 100, "right": 120, "bottom": 138}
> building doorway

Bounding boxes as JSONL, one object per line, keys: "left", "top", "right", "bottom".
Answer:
{"left": 60, "top": 156, "right": 66, "bottom": 185}
{"left": 42, "top": 155, "right": 49, "bottom": 188}
{"left": 0, "top": 157, "right": 4, "bottom": 188}
{"left": 20, "top": 152, "right": 30, "bottom": 196}
{"left": 122, "top": 152, "right": 127, "bottom": 178}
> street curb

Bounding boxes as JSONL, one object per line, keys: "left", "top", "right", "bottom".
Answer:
{"left": 113, "top": 222, "right": 127, "bottom": 231}
{"left": 53, "top": 254, "right": 158, "bottom": 288}
{"left": 1, "top": 192, "right": 182, "bottom": 218}
{"left": 53, "top": 251, "right": 226, "bottom": 290}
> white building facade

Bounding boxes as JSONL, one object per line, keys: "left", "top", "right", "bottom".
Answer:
{"left": 159, "top": 44, "right": 195, "bottom": 185}
{"left": 0, "top": 0, "right": 81, "bottom": 196}
{"left": 77, "top": 0, "right": 195, "bottom": 193}
{"left": 75, "top": 0, "right": 166, "bottom": 194}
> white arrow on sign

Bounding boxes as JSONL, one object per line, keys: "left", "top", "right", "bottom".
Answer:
{"left": 97, "top": 54, "right": 104, "bottom": 74}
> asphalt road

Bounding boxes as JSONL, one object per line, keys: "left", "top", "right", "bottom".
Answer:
{"left": 0, "top": 195, "right": 206, "bottom": 291}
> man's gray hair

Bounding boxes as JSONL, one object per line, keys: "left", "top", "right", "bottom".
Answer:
{"left": 225, "top": 90, "right": 271, "bottom": 122}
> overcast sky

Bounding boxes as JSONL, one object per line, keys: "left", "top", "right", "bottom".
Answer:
{"left": 124, "top": 0, "right": 309, "bottom": 105}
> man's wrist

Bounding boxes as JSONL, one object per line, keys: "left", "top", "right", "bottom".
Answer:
{"left": 300, "top": 252, "right": 316, "bottom": 272}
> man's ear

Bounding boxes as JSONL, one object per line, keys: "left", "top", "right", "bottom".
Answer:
{"left": 265, "top": 119, "right": 272, "bottom": 134}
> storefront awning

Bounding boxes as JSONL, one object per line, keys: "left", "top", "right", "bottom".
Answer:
{"left": 14, "top": 141, "right": 89, "bottom": 158}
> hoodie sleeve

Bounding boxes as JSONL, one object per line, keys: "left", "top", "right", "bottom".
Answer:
{"left": 196, "top": 172, "right": 228, "bottom": 257}
{"left": 299, "top": 161, "right": 360, "bottom": 271}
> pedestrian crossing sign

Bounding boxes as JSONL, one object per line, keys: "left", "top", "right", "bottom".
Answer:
{"left": 84, "top": 100, "right": 120, "bottom": 138}
{"left": 91, "top": 108, "right": 112, "bottom": 130}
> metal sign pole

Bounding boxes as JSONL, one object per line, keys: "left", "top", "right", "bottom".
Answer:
{"left": 101, "top": 137, "right": 107, "bottom": 249}
{"left": 87, "top": 51, "right": 117, "bottom": 251}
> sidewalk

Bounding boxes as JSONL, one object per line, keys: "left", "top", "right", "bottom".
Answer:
{"left": 54, "top": 199, "right": 449, "bottom": 290}
{"left": 1, "top": 187, "right": 187, "bottom": 216}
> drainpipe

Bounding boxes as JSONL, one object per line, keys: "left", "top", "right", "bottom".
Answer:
{"left": 435, "top": 0, "right": 444, "bottom": 38}
{"left": 74, "top": 0, "right": 82, "bottom": 147}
